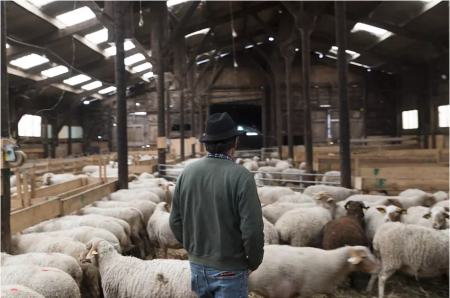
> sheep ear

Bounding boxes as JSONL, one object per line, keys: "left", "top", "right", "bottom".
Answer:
{"left": 444, "top": 212, "right": 449, "bottom": 219}
{"left": 347, "top": 257, "right": 361, "bottom": 265}
{"left": 444, "top": 207, "right": 449, "bottom": 212}
{"left": 401, "top": 210, "right": 407, "bottom": 214}
{"left": 376, "top": 207, "right": 386, "bottom": 214}
{"left": 344, "top": 202, "right": 352, "bottom": 210}
{"left": 362, "top": 206, "right": 370, "bottom": 210}
{"left": 423, "top": 214, "right": 431, "bottom": 219}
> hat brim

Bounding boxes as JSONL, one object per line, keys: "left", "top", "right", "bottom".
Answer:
{"left": 199, "top": 129, "right": 246, "bottom": 143}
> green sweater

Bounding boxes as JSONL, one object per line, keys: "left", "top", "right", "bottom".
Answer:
{"left": 169, "top": 157, "right": 264, "bottom": 271}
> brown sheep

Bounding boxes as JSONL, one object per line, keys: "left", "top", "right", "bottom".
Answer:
{"left": 321, "top": 201, "right": 369, "bottom": 288}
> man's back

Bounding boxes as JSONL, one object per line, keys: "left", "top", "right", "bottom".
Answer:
{"left": 169, "top": 157, "right": 264, "bottom": 271}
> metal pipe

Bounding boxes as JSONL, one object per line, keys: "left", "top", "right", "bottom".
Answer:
{"left": 275, "top": 74, "right": 283, "bottom": 159}
{"left": 114, "top": 1, "right": 129, "bottom": 189}
{"left": 180, "top": 84, "right": 185, "bottom": 161}
{"left": 156, "top": 6, "right": 166, "bottom": 173}
{"left": 285, "top": 55, "right": 294, "bottom": 160}
{"left": 67, "top": 117, "right": 72, "bottom": 156}
{"left": 335, "top": 0, "right": 352, "bottom": 188}
{"left": 301, "top": 28, "right": 313, "bottom": 173}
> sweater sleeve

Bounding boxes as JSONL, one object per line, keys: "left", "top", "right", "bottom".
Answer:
{"left": 238, "top": 175, "right": 264, "bottom": 271}
{"left": 169, "top": 177, "right": 183, "bottom": 245}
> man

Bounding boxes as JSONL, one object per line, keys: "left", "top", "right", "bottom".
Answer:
{"left": 169, "top": 112, "right": 264, "bottom": 298}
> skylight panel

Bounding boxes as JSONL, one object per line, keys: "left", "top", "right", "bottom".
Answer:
{"left": 330, "top": 46, "right": 360, "bottom": 60}
{"left": 185, "top": 28, "right": 210, "bottom": 38}
{"left": 81, "top": 81, "right": 102, "bottom": 90}
{"left": 133, "top": 62, "right": 152, "bottom": 72}
{"left": 41, "top": 65, "right": 68, "bottom": 78}
{"left": 56, "top": 7, "right": 95, "bottom": 27}
{"left": 10, "top": 53, "right": 49, "bottom": 69}
{"left": 63, "top": 74, "right": 91, "bottom": 86}
{"left": 167, "top": 0, "right": 189, "bottom": 7}
{"left": 27, "top": 0, "right": 56, "bottom": 7}
{"left": 124, "top": 53, "right": 145, "bottom": 66}
{"left": 6, "top": 43, "right": 10, "bottom": 49}
{"left": 351, "top": 23, "right": 388, "bottom": 37}
{"left": 98, "top": 86, "right": 117, "bottom": 94}
{"left": 350, "top": 61, "right": 371, "bottom": 68}
{"left": 104, "top": 41, "right": 136, "bottom": 55}
{"left": 142, "top": 71, "right": 154, "bottom": 79}
{"left": 85, "top": 29, "right": 108, "bottom": 45}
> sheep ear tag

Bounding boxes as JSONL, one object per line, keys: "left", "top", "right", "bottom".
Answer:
{"left": 423, "top": 214, "right": 431, "bottom": 219}
{"left": 314, "top": 197, "right": 321, "bottom": 200}
{"left": 91, "top": 250, "right": 98, "bottom": 255}
{"left": 347, "top": 257, "right": 361, "bottom": 265}
{"left": 402, "top": 210, "right": 407, "bottom": 214}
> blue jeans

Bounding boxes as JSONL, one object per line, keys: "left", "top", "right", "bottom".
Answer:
{"left": 190, "top": 263, "right": 248, "bottom": 298}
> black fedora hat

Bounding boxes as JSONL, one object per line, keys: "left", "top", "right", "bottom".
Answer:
{"left": 199, "top": 112, "right": 245, "bottom": 143}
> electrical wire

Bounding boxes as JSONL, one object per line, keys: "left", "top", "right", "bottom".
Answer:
{"left": 229, "top": 1, "right": 237, "bottom": 68}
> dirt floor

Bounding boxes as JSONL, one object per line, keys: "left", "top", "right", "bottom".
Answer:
{"left": 155, "top": 248, "right": 449, "bottom": 298}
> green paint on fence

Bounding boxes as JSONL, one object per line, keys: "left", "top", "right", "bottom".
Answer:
{"left": 374, "top": 168, "right": 380, "bottom": 176}
{"left": 377, "top": 179, "right": 386, "bottom": 187}
{"left": 81, "top": 194, "right": 85, "bottom": 204}
{"left": 327, "top": 163, "right": 331, "bottom": 171}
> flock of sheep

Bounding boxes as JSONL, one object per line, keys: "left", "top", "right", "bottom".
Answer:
{"left": 2, "top": 155, "right": 449, "bottom": 298}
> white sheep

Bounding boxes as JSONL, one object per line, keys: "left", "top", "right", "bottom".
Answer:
{"left": 434, "top": 191, "right": 448, "bottom": 202}
{"left": 276, "top": 194, "right": 314, "bottom": 204}
{"left": 92, "top": 200, "right": 157, "bottom": 225}
{"left": 82, "top": 165, "right": 102, "bottom": 174}
{"left": 254, "top": 172, "right": 274, "bottom": 187}
{"left": 243, "top": 161, "right": 259, "bottom": 171}
{"left": 367, "top": 222, "right": 449, "bottom": 297}
{"left": 322, "top": 171, "right": 341, "bottom": 184}
{"left": 335, "top": 197, "right": 403, "bottom": 219}
{"left": 275, "top": 204, "right": 335, "bottom": 247}
{"left": 263, "top": 203, "right": 315, "bottom": 224}
{"left": 147, "top": 202, "right": 182, "bottom": 258}
{"left": 138, "top": 172, "right": 155, "bottom": 180}
{"left": 10, "top": 234, "right": 101, "bottom": 298}
{"left": 42, "top": 173, "right": 86, "bottom": 185}
{"left": 364, "top": 205, "right": 408, "bottom": 245}
{"left": 262, "top": 217, "right": 279, "bottom": 245}
{"left": 404, "top": 206, "right": 449, "bottom": 230}
{"left": 1, "top": 252, "right": 83, "bottom": 287}
{"left": 1, "top": 265, "right": 80, "bottom": 298}
{"left": 249, "top": 245, "right": 378, "bottom": 298}
{"left": 303, "top": 185, "right": 360, "bottom": 202}
{"left": 434, "top": 200, "right": 449, "bottom": 208}
{"left": 1, "top": 284, "right": 45, "bottom": 298}
{"left": 281, "top": 168, "right": 304, "bottom": 186}
{"left": 257, "top": 166, "right": 281, "bottom": 180}
{"left": 39, "top": 226, "right": 122, "bottom": 253}
{"left": 275, "top": 160, "right": 292, "bottom": 171}
{"left": 10, "top": 175, "right": 17, "bottom": 187}
{"left": 110, "top": 189, "right": 161, "bottom": 203}
{"left": 257, "top": 187, "right": 294, "bottom": 205}
{"left": 265, "top": 158, "right": 280, "bottom": 167}
{"left": 22, "top": 214, "right": 133, "bottom": 255}
{"left": 80, "top": 238, "right": 197, "bottom": 298}
{"left": 298, "top": 161, "right": 306, "bottom": 170}
{"left": 396, "top": 193, "right": 436, "bottom": 209}
{"left": 74, "top": 207, "right": 149, "bottom": 259}
{"left": 118, "top": 187, "right": 166, "bottom": 202}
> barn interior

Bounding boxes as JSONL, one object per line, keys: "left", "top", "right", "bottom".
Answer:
{"left": 0, "top": 1, "right": 449, "bottom": 297}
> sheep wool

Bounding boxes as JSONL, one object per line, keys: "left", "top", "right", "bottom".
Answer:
{"left": 92, "top": 200, "right": 156, "bottom": 225}
{"left": 147, "top": 202, "right": 182, "bottom": 258}
{"left": 263, "top": 217, "right": 279, "bottom": 245}
{"left": 110, "top": 190, "right": 161, "bottom": 203}
{"left": 262, "top": 202, "right": 316, "bottom": 224}
{"left": 303, "top": 185, "right": 359, "bottom": 202}
{"left": 81, "top": 238, "right": 197, "bottom": 298}
{"left": 364, "top": 205, "right": 407, "bottom": 245}
{"left": 1, "top": 284, "right": 45, "bottom": 298}
{"left": 1, "top": 265, "right": 81, "bottom": 298}
{"left": 248, "top": 245, "right": 377, "bottom": 298}
{"left": 1, "top": 252, "right": 83, "bottom": 287}
{"left": 276, "top": 194, "right": 314, "bottom": 204}
{"left": 369, "top": 222, "right": 449, "bottom": 297}
{"left": 275, "top": 207, "right": 332, "bottom": 247}
{"left": 257, "top": 187, "right": 294, "bottom": 205}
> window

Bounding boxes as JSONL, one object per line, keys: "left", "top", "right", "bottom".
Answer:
{"left": 438, "top": 105, "right": 449, "bottom": 128}
{"left": 402, "top": 110, "right": 418, "bottom": 129}
{"left": 18, "top": 114, "right": 42, "bottom": 137}
{"left": 58, "top": 126, "right": 83, "bottom": 139}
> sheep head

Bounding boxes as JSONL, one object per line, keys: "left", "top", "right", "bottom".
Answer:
{"left": 376, "top": 205, "right": 407, "bottom": 223}
{"left": 344, "top": 201, "right": 368, "bottom": 220}
{"left": 348, "top": 247, "right": 378, "bottom": 274}
{"left": 427, "top": 206, "right": 450, "bottom": 230}
{"left": 423, "top": 194, "right": 437, "bottom": 207}
{"left": 80, "top": 238, "right": 115, "bottom": 262}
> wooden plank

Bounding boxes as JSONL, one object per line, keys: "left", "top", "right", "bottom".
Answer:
{"left": 30, "top": 166, "right": 36, "bottom": 198}
{"left": 355, "top": 177, "right": 449, "bottom": 192}
{"left": 10, "top": 198, "right": 61, "bottom": 234}
{"left": 22, "top": 173, "right": 30, "bottom": 207}
{"left": 61, "top": 180, "right": 117, "bottom": 215}
{"left": 33, "top": 178, "right": 85, "bottom": 198}
{"left": 15, "top": 170, "right": 22, "bottom": 205}
{"left": 128, "top": 165, "right": 157, "bottom": 174}
{"left": 359, "top": 166, "right": 449, "bottom": 179}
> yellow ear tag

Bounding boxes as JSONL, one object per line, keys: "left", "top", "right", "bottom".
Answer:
{"left": 380, "top": 210, "right": 385, "bottom": 214}
{"left": 402, "top": 211, "right": 407, "bottom": 214}
{"left": 91, "top": 250, "right": 98, "bottom": 255}
{"left": 314, "top": 197, "right": 321, "bottom": 200}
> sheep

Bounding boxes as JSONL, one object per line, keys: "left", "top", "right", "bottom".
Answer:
{"left": 265, "top": 158, "right": 280, "bottom": 167}
{"left": 281, "top": 168, "right": 304, "bottom": 186}
{"left": 270, "top": 152, "right": 279, "bottom": 158}
{"left": 262, "top": 192, "right": 333, "bottom": 224}
{"left": 138, "top": 172, "right": 155, "bottom": 180}
{"left": 10, "top": 175, "right": 17, "bottom": 187}
{"left": 22, "top": 214, "right": 133, "bottom": 255}
{"left": 275, "top": 160, "right": 292, "bottom": 171}
{"left": 42, "top": 173, "right": 86, "bottom": 185}
{"left": 322, "top": 170, "right": 341, "bottom": 184}
{"left": 38, "top": 226, "right": 122, "bottom": 253}
{"left": 321, "top": 201, "right": 369, "bottom": 288}
{"left": 398, "top": 188, "right": 430, "bottom": 197}
{"left": 254, "top": 172, "right": 274, "bottom": 187}
{"left": 117, "top": 187, "right": 166, "bottom": 202}
{"left": 92, "top": 200, "right": 157, "bottom": 225}
{"left": 128, "top": 180, "right": 160, "bottom": 189}
{"left": 248, "top": 245, "right": 378, "bottom": 298}
{"left": 367, "top": 222, "right": 449, "bottom": 298}
{"left": 364, "top": 205, "right": 408, "bottom": 245}
{"left": 276, "top": 194, "right": 314, "bottom": 204}
{"left": 299, "top": 161, "right": 306, "bottom": 170}
{"left": 275, "top": 201, "right": 336, "bottom": 247}
{"left": 159, "top": 183, "right": 175, "bottom": 205}
{"left": 257, "top": 186, "right": 294, "bottom": 205}
{"left": 82, "top": 165, "right": 102, "bottom": 174}
{"left": 405, "top": 206, "right": 449, "bottom": 230}
{"left": 397, "top": 193, "right": 436, "bottom": 209}
{"left": 434, "top": 191, "right": 448, "bottom": 202}
{"left": 1, "top": 252, "right": 83, "bottom": 287}
{"left": 147, "top": 202, "right": 182, "bottom": 258}
{"left": 110, "top": 189, "right": 161, "bottom": 203}
{"left": 10, "top": 234, "right": 101, "bottom": 298}
{"left": 1, "top": 265, "right": 81, "bottom": 298}
{"left": 335, "top": 197, "right": 403, "bottom": 219}
{"left": 257, "top": 166, "right": 280, "bottom": 177}
{"left": 73, "top": 207, "right": 149, "bottom": 259}
{"left": 434, "top": 200, "right": 449, "bottom": 208}
{"left": 1, "top": 284, "right": 45, "bottom": 298}
{"left": 303, "top": 185, "right": 360, "bottom": 202}
{"left": 80, "top": 238, "right": 197, "bottom": 298}
{"left": 235, "top": 158, "right": 245, "bottom": 165}
{"left": 263, "top": 217, "right": 279, "bottom": 245}
{"left": 243, "top": 160, "right": 259, "bottom": 171}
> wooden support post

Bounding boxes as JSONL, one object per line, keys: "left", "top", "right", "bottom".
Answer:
{"left": 30, "top": 166, "right": 36, "bottom": 198}
{"left": 50, "top": 120, "right": 57, "bottom": 158}
{"left": 1, "top": 1, "right": 12, "bottom": 252}
{"left": 174, "top": 37, "right": 187, "bottom": 161}
{"left": 300, "top": 27, "right": 313, "bottom": 173}
{"left": 282, "top": 47, "right": 295, "bottom": 160}
{"left": 335, "top": 1, "right": 352, "bottom": 188}
{"left": 67, "top": 117, "right": 72, "bottom": 156}
{"left": 114, "top": 1, "right": 129, "bottom": 189}
{"left": 275, "top": 72, "right": 283, "bottom": 159}
{"left": 43, "top": 116, "right": 49, "bottom": 158}
{"left": 22, "top": 173, "right": 30, "bottom": 207}
{"left": 180, "top": 89, "right": 185, "bottom": 160}
{"left": 107, "top": 107, "right": 113, "bottom": 153}
{"left": 270, "top": 80, "right": 276, "bottom": 147}
{"left": 166, "top": 87, "right": 171, "bottom": 138}
{"left": 261, "top": 86, "right": 268, "bottom": 148}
